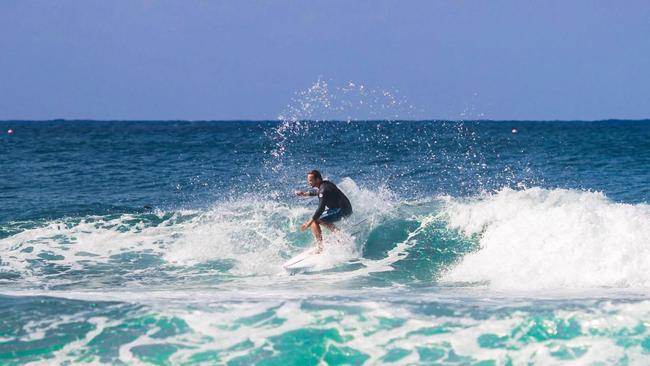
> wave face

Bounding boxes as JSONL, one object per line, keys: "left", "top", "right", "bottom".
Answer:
{"left": 2, "top": 119, "right": 650, "bottom": 364}
{"left": 443, "top": 188, "right": 650, "bottom": 289}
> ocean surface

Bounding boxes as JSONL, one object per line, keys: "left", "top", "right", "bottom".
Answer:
{"left": 2, "top": 119, "right": 650, "bottom": 365}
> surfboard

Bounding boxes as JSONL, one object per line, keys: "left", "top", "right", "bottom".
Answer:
{"left": 284, "top": 220, "right": 366, "bottom": 273}
{"left": 282, "top": 247, "right": 321, "bottom": 273}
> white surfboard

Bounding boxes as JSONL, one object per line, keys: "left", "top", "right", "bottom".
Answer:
{"left": 284, "top": 222, "right": 366, "bottom": 273}
{"left": 282, "top": 247, "right": 322, "bottom": 273}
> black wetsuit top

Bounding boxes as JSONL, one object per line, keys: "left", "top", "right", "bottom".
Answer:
{"left": 311, "top": 180, "right": 353, "bottom": 220}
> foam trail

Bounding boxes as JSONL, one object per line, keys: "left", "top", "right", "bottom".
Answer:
{"left": 442, "top": 187, "right": 650, "bottom": 290}
{"left": 0, "top": 178, "right": 399, "bottom": 287}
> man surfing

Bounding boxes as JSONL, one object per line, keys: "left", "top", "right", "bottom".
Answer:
{"left": 295, "top": 170, "right": 353, "bottom": 253}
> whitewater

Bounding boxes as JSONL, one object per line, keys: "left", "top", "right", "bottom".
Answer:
{"left": 2, "top": 117, "right": 650, "bottom": 364}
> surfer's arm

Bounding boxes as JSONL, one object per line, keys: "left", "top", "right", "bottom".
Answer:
{"left": 312, "top": 200, "right": 326, "bottom": 221}
{"left": 295, "top": 190, "right": 318, "bottom": 197}
{"left": 301, "top": 218, "right": 314, "bottom": 231}
{"left": 300, "top": 197, "right": 326, "bottom": 231}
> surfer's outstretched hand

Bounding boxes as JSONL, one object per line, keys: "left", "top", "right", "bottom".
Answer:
{"left": 295, "top": 191, "right": 307, "bottom": 197}
{"left": 300, "top": 221, "right": 310, "bottom": 231}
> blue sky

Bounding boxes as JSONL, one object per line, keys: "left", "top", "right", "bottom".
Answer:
{"left": 1, "top": 1, "right": 649, "bottom": 120}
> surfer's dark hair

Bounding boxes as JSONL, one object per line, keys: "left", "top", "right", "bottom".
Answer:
{"left": 308, "top": 170, "right": 322, "bottom": 180}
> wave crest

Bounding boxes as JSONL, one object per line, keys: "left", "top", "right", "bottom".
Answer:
{"left": 442, "top": 187, "right": 650, "bottom": 290}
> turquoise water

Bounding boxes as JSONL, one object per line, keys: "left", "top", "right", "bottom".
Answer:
{"left": 2, "top": 119, "right": 650, "bottom": 364}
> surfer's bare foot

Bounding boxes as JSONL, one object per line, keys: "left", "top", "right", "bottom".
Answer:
{"left": 314, "top": 243, "right": 323, "bottom": 254}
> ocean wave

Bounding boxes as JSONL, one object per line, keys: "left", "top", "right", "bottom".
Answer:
{"left": 442, "top": 187, "right": 650, "bottom": 290}
{"left": 3, "top": 183, "right": 649, "bottom": 292}
{"left": 0, "top": 179, "right": 398, "bottom": 288}
{"left": 3, "top": 293, "right": 650, "bottom": 365}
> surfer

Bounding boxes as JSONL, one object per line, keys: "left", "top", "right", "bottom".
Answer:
{"left": 295, "top": 170, "right": 353, "bottom": 253}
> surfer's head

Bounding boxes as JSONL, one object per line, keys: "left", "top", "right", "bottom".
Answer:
{"left": 307, "top": 170, "right": 322, "bottom": 188}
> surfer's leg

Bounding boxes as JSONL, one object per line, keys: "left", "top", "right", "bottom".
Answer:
{"left": 311, "top": 220, "right": 323, "bottom": 246}
{"left": 318, "top": 208, "right": 344, "bottom": 233}
{"left": 320, "top": 221, "right": 336, "bottom": 231}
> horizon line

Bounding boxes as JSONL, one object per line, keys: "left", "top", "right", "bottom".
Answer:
{"left": 2, "top": 118, "right": 650, "bottom": 123}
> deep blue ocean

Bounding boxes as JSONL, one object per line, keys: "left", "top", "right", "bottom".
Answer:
{"left": 2, "top": 119, "right": 650, "bottom": 365}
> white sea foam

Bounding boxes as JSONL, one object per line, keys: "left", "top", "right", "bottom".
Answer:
{"left": 163, "top": 178, "right": 395, "bottom": 275}
{"left": 442, "top": 187, "right": 650, "bottom": 290}
{"left": 0, "top": 178, "right": 396, "bottom": 285}
{"left": 40, "top": 294, "right": 650, "bottom": 365}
